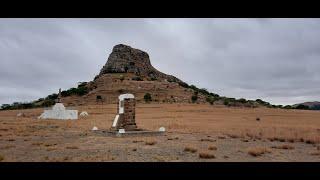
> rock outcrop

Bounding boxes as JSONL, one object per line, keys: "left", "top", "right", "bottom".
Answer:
{"left": 98, "top": 44, "right": 183, "bottom": 83}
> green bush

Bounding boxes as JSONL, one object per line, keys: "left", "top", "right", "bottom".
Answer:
{"left": 61, "top": 86, "right": 89, "bottom": 97}
{"left": 295, "top": 104, "right": 310, "bottom": 110}
{"left": 118, "top": 89, "right": 124, "bottom": 94}
{"left": 132, "top": 76, "right": 143, "bottom": 81}
{"left": 206, "top": 97, "right": 214, "bottom": 105}
{"left": 223, "top": 99, "right": 230, "bottom": 106}
{"left": 283, "top": 105, "right": 292, "bottom": 109}
{"left": 150, "top": 77, "right": 157, "bottom": 81}
{"left": 191, "top": 95, "right": 198, "bottom": 103}
{"left": 96, "top": 95, "right": 102, "bottom": 100}
{"left": 238, "top": 98, "right": 247, "bottom": 103}
{"left": 178, "top": 82, "right": 189, "bottom": 88}
{"left": 144, "top": 93, "right": 152, "bottom": 102}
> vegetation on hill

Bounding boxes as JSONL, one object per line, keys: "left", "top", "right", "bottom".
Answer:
{"left": 144, "top": 93, "right": 152, "bottom": 102}
{"left": 0, "top": 82, "right": 89, "bottom": 110}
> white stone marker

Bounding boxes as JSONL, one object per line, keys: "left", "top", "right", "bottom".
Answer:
{"left": 118, "top": 129, "right": 126, "bottom": 134}
{"left": 159, "top": 127, "right": 166, "bottom": 132}
{"left": 92, "top": 126, "right": 98, "bottom": 131}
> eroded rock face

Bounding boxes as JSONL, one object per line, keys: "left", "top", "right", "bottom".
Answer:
{"left": 98, "top": 44, "right": 183, "bottom": 83}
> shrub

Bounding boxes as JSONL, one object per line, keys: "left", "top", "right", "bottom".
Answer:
{"left": 132, "top": 76, "right": 143, "bottom": 81}
{"left": 118, "top": 89, "right": 125, "bottom": 94}
{"left": 208, "top": 146, "right": 217, "bottom": 151}
{"left": 247, "top": 147, "right": 271, "bottom": 157}
{"left": 119, "top": 75, "right": 125, "bottom": 81}
{"left": 295, "top": 104, "right": 310, "bottom": 110}
{"left": 284, "top": 105, "right": 293, "bottom": 109}
{"left": 271, "top": 145, "right": 294, "bottom": 150}
{"left": 199, "top": 152, "right": 215, "bottom": 159}
{"left": 66, "top": 146, "right": 79, "bottom": 149}
{"left": 77, "top": 82, "right": 87, "bottom": 88}
{"left": 238, "top": 98, "right": 247, "bottom": 103}
{"left": 178, "top": 82, "right": 190, "bottom": 88}
{"left": 206, "top": 97, "right": 214, "bottom": 105}
{"left": 145, "top": 141, "right": 156, "bottom": 145}
{"left": 223, "top": 99, "right": 230, "bottom": 106}
{"left": 184, "top": 147, "right": 197, "bottom": 153}
{"left": 42, "top": 99, "right": 55, "bottom": 107}
{"left": 1, "top": 104, "right": 11, "bottom": 110}
{"left": 191, "top": 95, "right": 198, "bottom": 103}
{"left": 0, "top": 155, "right": 4, "bottom": 161}
{"left": 144, "top": 93, "right": 152, "bottom": 102}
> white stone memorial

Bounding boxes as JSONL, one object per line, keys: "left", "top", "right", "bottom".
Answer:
{"left": 38, "top": 88, "right": 78, "bottom": 120}
{"left": 38, "top": 103, "right": 78, "bottom": 120}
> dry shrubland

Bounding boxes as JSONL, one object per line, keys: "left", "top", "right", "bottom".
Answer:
{"left": 247, "top": 147, "right": 271, "bottom": 157}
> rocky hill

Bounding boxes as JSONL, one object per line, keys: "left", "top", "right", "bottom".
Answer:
{"left": 60, "top": 44, "right": 207, "bottom": 106}
{"left": 1, "top": 44, "right": 270, "bottom": 110}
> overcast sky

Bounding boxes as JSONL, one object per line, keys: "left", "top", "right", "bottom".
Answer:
{"left": 1, "top": 18, "right": 320, "bottom": 106}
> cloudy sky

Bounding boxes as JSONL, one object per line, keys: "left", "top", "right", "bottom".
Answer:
{"left": 1, "top": 18, "right": 320, "bottom": 106}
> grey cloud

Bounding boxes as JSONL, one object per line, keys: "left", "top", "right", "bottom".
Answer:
{"left": 1, "top": 18, "right": 320, "bottom": 106}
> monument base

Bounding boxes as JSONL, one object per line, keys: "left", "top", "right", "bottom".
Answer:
{"left": 93, "top": 129, "right": 165, "bottom": 137}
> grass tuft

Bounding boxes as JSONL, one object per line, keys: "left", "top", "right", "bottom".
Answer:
{"left": 199, "top": 152, "right": 215, "bottom": 159}
{"left": 247, "top": 147, "right": 271, "bottom": 157}
{"left": 184, "top": 146, "right": 197, "bottom": 153}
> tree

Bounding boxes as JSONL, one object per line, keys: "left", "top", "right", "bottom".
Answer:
{"left": 238, "top": 98, "right": 247, "bottom": 103}
{"left": 96, "top": 95, "right": 104, "bottom": 104}
{"left": 144, "top": 93, "right": 152, "bottom": 102}
{"left": 191, "top": 95, "right": 198, "bottom": 103}
{"left": 295, "top": 104, "right": 310, "bottom": 110}
{"left": 223, "top": 99, "right": 230, "bottom": 106}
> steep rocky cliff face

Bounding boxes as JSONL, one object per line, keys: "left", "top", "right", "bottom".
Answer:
{"left": 98, "top": 44, "right": 183, "bottom": 83}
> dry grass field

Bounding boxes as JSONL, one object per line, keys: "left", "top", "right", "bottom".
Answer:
{"left": 0, "top": 103, "right": 320, "bottom": 162}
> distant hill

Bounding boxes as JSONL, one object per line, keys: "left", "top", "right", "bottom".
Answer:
{"left": 293, "top": 101, "right": 320, "bottom": 110}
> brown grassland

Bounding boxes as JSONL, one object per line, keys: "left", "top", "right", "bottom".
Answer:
{"left": 0, "top": 103, "right": 320, "bottom": 161}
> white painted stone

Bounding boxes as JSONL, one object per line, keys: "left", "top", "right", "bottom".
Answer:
{"left": 159, "top": 127, "right": 166, "bottom": 132}
{"left": 92, "top": 126, "right": 98, "bottom": 131}
{"left": 80, "top": 111, "right": 89, "bottom": 117}
{"left": 112, "top": 115, "right": 119, "bottom": 127}
{"left": 118, "top": 94, "right": 134, "bottom": 101}
{"left": 118, "top": 94, "right": 134, "bottom": 114}
{"left": 118, "top": 129, "right": 125, "bottom": 133}
{"left": 17, "top": 113, "right": 24, "bottom": 117}
{"left": 38, "top": 103, "right": 78, "bottom": 120}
